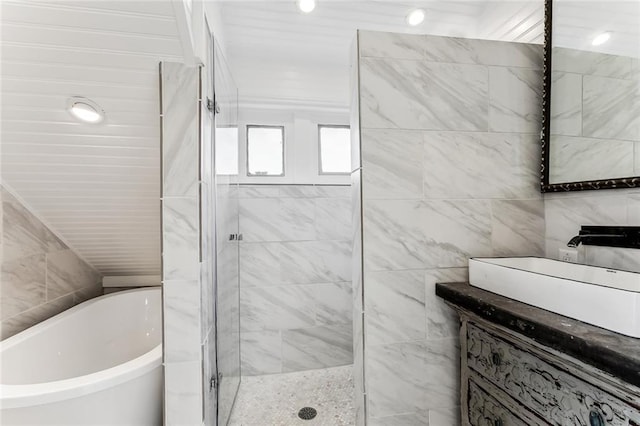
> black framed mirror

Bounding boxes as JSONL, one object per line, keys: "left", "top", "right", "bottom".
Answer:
{"left": 541, "top": 0, "right": 640, "bottom": 192}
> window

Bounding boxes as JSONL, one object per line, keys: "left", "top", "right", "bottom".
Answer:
{"left": 318, "top": 125, "right": 351, "bottom": 174}
{"left": 215, "top": 126, "right": 238, "bottom": 175}
{"left": 246, "top": 125, "right": 284, "bottom": 176}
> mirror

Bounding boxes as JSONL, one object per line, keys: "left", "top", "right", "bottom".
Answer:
{"left": 542, "top": 0, "right": 640, "bottom": 191}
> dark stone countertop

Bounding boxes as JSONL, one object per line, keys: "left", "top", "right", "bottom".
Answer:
{"left": 436, "top": 282, "right": 640, "bottom": 388}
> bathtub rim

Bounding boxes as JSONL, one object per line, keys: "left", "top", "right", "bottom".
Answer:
{"left": 0, "top": 287, "right": 162, "bottom": 410}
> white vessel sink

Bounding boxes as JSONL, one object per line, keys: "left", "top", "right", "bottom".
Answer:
{"left": 469, "top": 257, "right": 640, "bottom": 338}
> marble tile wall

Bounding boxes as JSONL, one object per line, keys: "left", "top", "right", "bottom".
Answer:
{"left": 549, "top": 47, "right": 640, "bottom": 183}
{"left": 238, "top": 184, "right": 354, "bottom": 375}
{"left": 354, "top": 31, "right": 546, "bottom": 425}
{"left": 545, "top": 188, "right": 640, "bottom": 272}
{"left": 0, "top": 185, "right": 102, "bottom": 340}
{"left": 160, "top": 61, "right": 203, "bottom": 426}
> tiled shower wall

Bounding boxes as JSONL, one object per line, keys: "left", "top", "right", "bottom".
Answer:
{"left": 160, "top": 62, "right": 206, "bottom": 425}
{"left": 353, "top": 31, "right": 546, "bottom": 425}
{"left": 0, "top": 185, "right": 102, "bottom": 340}
{"left": 238, "top": 184, "right": 353, "bottom": 375}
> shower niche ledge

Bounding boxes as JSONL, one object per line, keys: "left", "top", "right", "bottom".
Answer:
{"left": 469, "top": 256, "right": 640, "bottom": 338}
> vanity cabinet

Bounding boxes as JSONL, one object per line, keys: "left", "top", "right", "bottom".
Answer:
{"left": 436, "top": 282, "right": 640, "bottom": 426}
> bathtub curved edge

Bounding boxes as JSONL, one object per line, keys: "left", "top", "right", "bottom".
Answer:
{"left": 0, "top": 344, "right": 162, "bottom": 410}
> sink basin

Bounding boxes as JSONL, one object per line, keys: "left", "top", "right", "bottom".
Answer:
{"left": 469, "top": 257, "right": 640, "bottom": 338}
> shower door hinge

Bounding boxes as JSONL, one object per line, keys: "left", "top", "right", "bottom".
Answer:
{"left": 206, "top": 96, "right": 221, "bottom": 114}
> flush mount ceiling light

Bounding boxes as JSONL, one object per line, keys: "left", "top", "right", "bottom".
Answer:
{"left": 67, "top": 97, "right": 104, "bottom": 124}
{"left": 297, "top": 0, "right": 316, "bottom": 13}
{"left": 592, "top": 31, "right": 611, "bottom": 46}
{"left": 406, "top": 8, "right": 425, "bottom": 26}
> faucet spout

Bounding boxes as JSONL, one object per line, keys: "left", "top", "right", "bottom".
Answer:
{"left": 567, "top": 236, "right": 582, "bottom": 248}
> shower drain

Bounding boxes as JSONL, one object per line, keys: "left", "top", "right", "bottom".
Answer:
{"left": 298, "top": 407, "right": 317, "bottom": 420}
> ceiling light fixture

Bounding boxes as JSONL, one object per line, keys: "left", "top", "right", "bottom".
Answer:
{"left": 406, "top": 9, "right": 425, "bottom": 26}
{"left": 67, "top": 97, "right": 104, "bottom": 124}
{"left": 592, "top": 31, "right": 611, "bottom": 46}
{"left": 297, "top": 0, "right": 316, "bottom": 13}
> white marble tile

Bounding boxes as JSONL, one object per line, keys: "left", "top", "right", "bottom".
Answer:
{"left": 238, "top": 185, "right": 281, "bottom": 198}
{"left": 582, "top": 74, "right": 640, "bottom": 141}
{"left": 549, "top": 135, "right": 635, "bottom": 183}
{"left": 46, "top": 249, "right": 100, "bottom": 300}
{"left": 360, "top": 57, "right": 488, "bottom": 131}
{"left": 313, "top": 282, "right": 352, "bottom": 326}
{"left": 369, "top": 411, "right": 430, "bottom": 426}
{"left": 626, "top": 193, "right": 640, "bottom": 226}
{"left": 162, "top": 196, "right": 199, "bottom": 281}
{"left": 472, "top": 39, "right": 543, "bottom": 70}
{"left": 164, "top": 360, "right": 203, "bottom": 426}
{"left": 240, "top": 285, "right": 316, "bottom": 332}
{"left": 239, "top": 197, "right": 316, "bottom": 242}
{"left": 553, "top": 47, "right": 634, "bottom": 79}
{"left": 317, "top": 186, "right": 352, "bottom": 198}
{"left": 163, "top": 280, "right": 201, "bottom": 363}
{"left": 240, "top": 330, "right": 282, "bottom": 375}
{"left": 0, "top": 254, "right": 46, "bottom": 320}
{"left": 365, "top": 269, "right": 425, "bottom": 345}
{"left": 429, "top": 406, "right": 460, "bottom": 426}
{"left": 363, "top": 199, "right": 426, "bottom": 271}
{"left": 279, "top": 240, "right": 351, "bottom": 284}
{"left": 161, "top": 62, "right": 199, "bottom": 197}
{"left": 544, "top": 194, "right": 627, "bottom": 259}
{"left": 365, "top": 340, "right": 427, "bottom": 418}
{"left": 422, "top": 200, "right": 493, "bottom": 268}
{"left": 359, "top": 31, "right": 425, "bottom": 60}
{"left": 491, "top": 200, "right": 545, "bottom": 257}
{"left": 489, "top": 66, "right": 542, "bottom": 133}
{"left": 0, "top": 294, "right": 74, "bottom": 340}
{"left": 359, "top": 31, "right": 542, "bottom": 70}
{"left": 279, "top": 186, "right": 321, "bottom": 198}
{"left": 239, "top": 242, "right": 282, "bottom": 287}
{"left": 550, "top": 71, "right": 582, "bottom": 136}
{"left": 282, "top": 323, "right": 353, "bottom": 372}
{"left": 362, "top": 129, "right": 424, "bottom": 199}
{"left": 423, "top": 132, "right": 538, "bottom": 199}
{"left": 315, "top": 197, "right": 352, "bottom": 240}
{"left": 424, "top": 337, "right": 460, "bottom": 410}
{"left": 425, "top": 268, "right": 468, "bottom": 339}
{"left": 2, "top": 188, "right": 66, "bottom": 261}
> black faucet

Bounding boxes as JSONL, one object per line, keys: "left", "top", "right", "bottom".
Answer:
{"left": 566, "top": 226, "right": 640, "bottom": 249}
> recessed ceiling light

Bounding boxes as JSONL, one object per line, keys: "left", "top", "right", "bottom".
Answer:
{"left": 592, "top": 31, "right": 611, "bottom": 46}
{"left": 406, "top": 9, "right": 425, "bottom": 26}
{"left": 297, "top": 0, "right": 316, "bottom": 13}
{"left": 67, "top": 97, "right": 104, "bottom": 124}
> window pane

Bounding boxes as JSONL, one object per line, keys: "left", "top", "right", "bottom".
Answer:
{"left": 247, "top": 126, "right": 284, "bottom": 176}
{"left": 319, "top": 126, "right": 351, "bottom": 174}
{"left": 215, "top": 126, "right": 238, "bottom": 175}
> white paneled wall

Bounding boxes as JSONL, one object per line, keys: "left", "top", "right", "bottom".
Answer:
{"left": 1, "top": 0, "right": 183, "bottom": 276}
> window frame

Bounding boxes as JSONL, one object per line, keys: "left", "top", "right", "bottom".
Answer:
{"left": 317, "top": 124, "right": 351, "bottom": 176}
{"left": 246, "top": 124, "right": 285, "bottom": 177}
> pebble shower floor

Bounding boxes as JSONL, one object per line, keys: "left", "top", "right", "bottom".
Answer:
{"left": 228, "top": 365, "right": 355, "bottom": 425}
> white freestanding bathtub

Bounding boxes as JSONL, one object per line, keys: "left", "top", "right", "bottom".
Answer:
{"left": 0, "top": 287, "right": 163, "bottom": 425}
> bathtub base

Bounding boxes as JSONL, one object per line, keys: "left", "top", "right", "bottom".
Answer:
{"left": 2, "top": 366, "right": 162, "bottom": 425}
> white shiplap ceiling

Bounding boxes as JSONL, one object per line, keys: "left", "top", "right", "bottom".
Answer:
{"left": 215, "top": 0, "right": 545, "bottom": 108}
{"left": 1, "top": 0, "right": 184, "bottom": 276}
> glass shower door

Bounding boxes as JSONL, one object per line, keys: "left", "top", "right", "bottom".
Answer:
{"left": 213, "top": 37, "right": 241, "bottom": 426}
